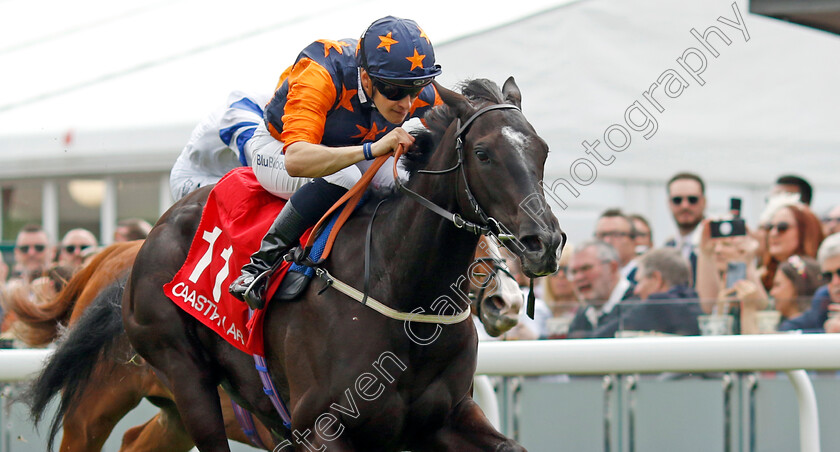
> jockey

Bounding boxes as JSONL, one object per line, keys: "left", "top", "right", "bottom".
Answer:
{"left": 170, "top": 90, "right": 272, "bottom": 201}
{"left": 229, "top": 16, "right": 443, "bottom": 309}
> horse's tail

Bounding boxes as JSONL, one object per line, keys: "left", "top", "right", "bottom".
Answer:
{"left": 4, "top": 241, "right": 140, "bottom": 346}
{"left": 21, "top": 278, "right": 128, "bottom": 451}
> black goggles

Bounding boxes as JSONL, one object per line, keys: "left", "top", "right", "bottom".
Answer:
{"left": 371, "top": 77, "right": 430, "bottom": 101}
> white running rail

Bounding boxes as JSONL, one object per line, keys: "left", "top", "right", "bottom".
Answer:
{"left": 474, "top": 334, "right": 840, "bottom": 452}
{"left": 3, "top": 334, "right": 840, "bottom": 452}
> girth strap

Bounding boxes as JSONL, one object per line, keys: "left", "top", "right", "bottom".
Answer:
{"left": 230, "top": 400, "right": 268, "bottom": 449}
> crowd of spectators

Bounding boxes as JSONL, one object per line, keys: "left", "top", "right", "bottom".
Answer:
{"left": 2, "top": 171, "right": 838, "bottom": 343}
{"left": 493, "top": 172, "right": 840, "bottom": 340}
{"left": 0, "top": 219, "right": 151, "bottom": 336}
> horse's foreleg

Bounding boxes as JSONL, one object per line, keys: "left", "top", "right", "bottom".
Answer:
{"left": 418, "top": 397, "right": 527, "bottom": 452}
{"left": 164, "top": 360, "right": 231, "bottom": 452}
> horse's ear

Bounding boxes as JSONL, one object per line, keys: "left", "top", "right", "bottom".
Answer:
{"left": 433, "top": 81, "right": 472, "bottom": 118}
{"left": 502, "top": 76, "right": 522, "bottom": 109}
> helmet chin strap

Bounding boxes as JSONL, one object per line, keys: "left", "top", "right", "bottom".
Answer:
{"left": 358, "top": 67, "right": 376, "bottom": 110}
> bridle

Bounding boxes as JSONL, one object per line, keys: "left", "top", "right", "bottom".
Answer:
{"left": 307, "top": 101, "right": 534, "bottom": 324}
{"left": 393, "top": 103, "right": 521, "bottom": 240}
{"left": 469, "top": 255, "right": 516, "bottom": 318}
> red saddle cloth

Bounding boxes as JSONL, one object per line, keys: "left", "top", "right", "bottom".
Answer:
{"left": 163, "top": 167, "right": 309, "bottom": 355}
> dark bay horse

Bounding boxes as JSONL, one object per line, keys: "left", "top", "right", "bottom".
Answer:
{"left": 15, "top": 237, "right": 520, "bottom": 451}
{"left": 123, "top": 78, "right": 563, "bottom": 451}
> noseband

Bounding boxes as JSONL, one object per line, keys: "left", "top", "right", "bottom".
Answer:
{"left": 469, "top": 255, "right": 516, "bottom": 305}
{"left": 394, "top": 103, "right": 521, "bottom": 239}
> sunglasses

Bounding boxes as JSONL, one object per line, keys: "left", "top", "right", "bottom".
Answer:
{"left": 762, "top": 222, "right": 792, "bottom": 233}
{"left": 63, "top": 244, "right": 92, "bottom": 253}
{"left": 822, "top": 269, "right": 840, "bottom": 283}
{"left": 17, "top": 244, "right": 46, "bottom": 253}
{"left": 671, "top": 196, "right": 699, "bottom": 205}
{"left": 594, "top": 231, "right": 632, "bottom": 240}
{"left": 371, "top": 77, "right": 429, "bottom": 101}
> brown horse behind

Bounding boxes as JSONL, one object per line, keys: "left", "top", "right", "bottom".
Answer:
{"left": 14, "top": 241, "right": 274, "bottom": 451}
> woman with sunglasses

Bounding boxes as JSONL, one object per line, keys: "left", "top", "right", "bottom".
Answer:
{"left": 759, "top": 202, "right": 824, "bottom": 292}
{"left": 228, "top": 16, "right": 443, "bottom": 309}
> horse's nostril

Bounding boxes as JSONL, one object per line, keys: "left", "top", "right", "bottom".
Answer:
{"left": 482, "top": 296, "right": 502, "bottom": 314}
{"left": 491, "top": 296, "right": 506, "bottom": 311}
{"left": 519, "top": 235, "right": 543, "bottom": 253}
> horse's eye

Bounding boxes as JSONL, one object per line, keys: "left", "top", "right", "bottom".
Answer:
{"left": 474, "top": 149, "right": 490, "bottom": 162}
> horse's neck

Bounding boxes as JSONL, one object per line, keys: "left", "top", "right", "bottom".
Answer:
{"left": 376, "top": 163, "right": 480, "bottom": 312}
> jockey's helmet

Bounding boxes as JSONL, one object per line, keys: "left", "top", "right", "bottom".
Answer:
{"left": 357, "top": 16, "right": 442, "bottom": 89}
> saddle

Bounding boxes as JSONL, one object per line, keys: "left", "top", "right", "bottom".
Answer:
{"left": 162, "top": 168, "right": 334, "bottom": 354}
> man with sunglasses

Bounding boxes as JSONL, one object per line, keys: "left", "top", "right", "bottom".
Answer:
{"left": 778, "top": 232, "right": 840, "bottom": 333}
{"left": 9, "top": 224, "right": 53, "bottom": 284}
{"left": 821, "top": 204, "right": 840, "bottom": 237}
{"left": 664, "top": 172, "right": 707, "bottom": 285}
{"left": 228, "top": 16, "right": 443, "bottom": 309}
{"left": 57, "top": 228, "right": 98, "bottom": 272}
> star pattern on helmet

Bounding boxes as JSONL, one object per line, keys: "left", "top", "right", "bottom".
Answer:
{"left": 405, "top": 48, "right": 426, "bottom": 71}
{"left": 377, "top": 32, "right": 399, "bottom": 52}
{"left": 318, "top": 39, "right": 348, "bottom": 58}
{"left": 337, "top": 87, "right": 357, "bottom": 112}
{"left": 418, "top": 26, "right": 430, "bottom": 45}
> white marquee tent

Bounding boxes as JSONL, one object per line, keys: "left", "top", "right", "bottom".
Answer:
{"left": 1, "top": 0, "right": 838, "bottom": 242}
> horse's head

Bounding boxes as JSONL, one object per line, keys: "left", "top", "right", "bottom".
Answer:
{"left": 470, "top": 236, "right": 523, "bottom": 337}
{"left": 431, "top": 78, "right": 565, "bottom": 278}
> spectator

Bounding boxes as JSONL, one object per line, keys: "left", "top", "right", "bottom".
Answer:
{"left": 566, "top": 240, "right": 635, "bottom": 339}
{"left": 751, "top": 193, "right": 798, "bottom": 267}
{"left": 1, "top": 224, "right": 52, "bottom": 334}
{"left": 114, "top": 218, "right": 153, "bottom": 242}
{"left": 9, "top": 224, "right": 52, "bottom": 284}
{"left": 629, "top": 213, "right": 653, "bottom": 255}
{"left": 779, "top": 233, "right": 840, "bottom": 333}
{"left": 542, "top": 243, "right": 578, "bottom": 316}
{"left": 821, "top": 204, "right": 840, "bottom": 237}
{"left": 0, "top": 255, "right": 7, "bottom": 283}
{"left": 56, "top": 228, "right": 98, "bottom": 273}
{"left": 772, "top": 174, "right": 812, "bottom": 206}
{"left": 542, "top": 243, "right": 579, "bottom": 338}
{"left": 740, "top": 255, "right": 822, "bottom": 334}
{"left": 593, "top": 248, "right": 703, "bottom": 337}
{"left": 759, "top": 202, "right": 824, "bottom": 291}
{"left": 695, "top": 218, "right": 769, "bottom": 315}
{"left": 594, "top": 209, "right": 638, "bottom": 283}
{"left": 502, "top": 249, "right": 551, "bottom": 339}
{"left": 664, "top": 172, "right": 707, "bottom": 283}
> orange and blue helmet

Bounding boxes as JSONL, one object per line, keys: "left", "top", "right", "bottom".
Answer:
{"left": 357, "top": 16, "right": 442, "bottom": 87}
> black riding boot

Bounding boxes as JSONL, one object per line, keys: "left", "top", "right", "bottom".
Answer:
{"left": 229, "top": 202, "right": 308, "bottom": 309}
{"left": 229, "top": 178, "right": 349, "bottom": 309}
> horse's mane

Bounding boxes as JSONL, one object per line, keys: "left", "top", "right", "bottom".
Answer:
{"left": 401, "top": 78, "right": 506, "bottom": 177}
